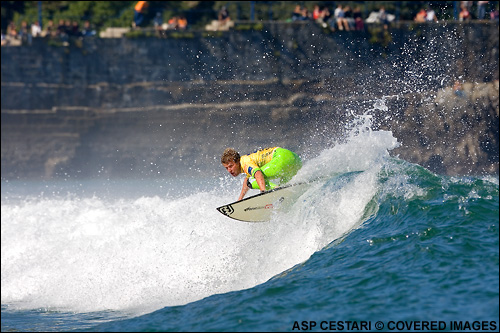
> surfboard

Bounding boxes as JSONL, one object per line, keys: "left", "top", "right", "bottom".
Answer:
{"left": 216, "top": 171, "right": 363, "bottom": 222}
{"left": 216, "top": 181, "right": 315, "bottom": 222}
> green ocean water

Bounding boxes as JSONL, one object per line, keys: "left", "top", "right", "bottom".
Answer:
{"left": 89, "top": 163, "right": 499, "bottom": 332}
{"left": 2, "top": 126, "right": 498, "bottom": 332}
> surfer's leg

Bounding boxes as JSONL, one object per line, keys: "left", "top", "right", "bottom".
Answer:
{"left": 261, "top": 148, "right": 302, "bottom": 185}
{"left": 247, "top": 177, "right": 278, "bottom": 190}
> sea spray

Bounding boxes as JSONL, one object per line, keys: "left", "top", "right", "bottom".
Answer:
{"left": 2, "top": 100, "right": 402, "bottom": 315}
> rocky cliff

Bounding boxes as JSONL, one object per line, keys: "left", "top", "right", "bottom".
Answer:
{"left": 1, "top": 22, "right": 498, "bottom": 179}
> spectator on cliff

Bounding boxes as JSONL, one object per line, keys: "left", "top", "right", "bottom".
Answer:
{"left": 477, "top": 1, "right": 489, "bottom": 20}
{"left": 313, "top": 5, "right": 321, "bottom": 21}
{"left": 154, "top": 12, "right": 163, "bottom": 35}
{"left": 344, "top": 6, "right": 355, "bottom": 30}
{"left": 57, "top": 20, "right": 72, "bottom": 44}
{"left": 43, "top": 20, "right": 56, "bottom": 38}
{"left": 313, "top": 5, "right": 330, "bottom": 28}
{"left": 81, "top": 21, "right": 96, "bottom": 37}
{"left": 18, "top": 21, "right": 30, "bottom": 44}
{"left": 291, "top": 5, "right": 302, "bottom": 21}
{"left": 425, "top": 6, "right": 438, "bottom": 22}
{"left": 414, "top": 8, "right": 427, "bottom": 22}
{"left": 216, "top": 6, "right": 232, "bottom": 30}
{"left": 459, "top": 4, "right": 471, "bottom": 21}
{"left": 299, "top": 6, "right": 311, "bottom": 21}
{"left": 218, "top": 6, "right": 230, "bottom": 25}
{"left": 322, "top": 6, "right": 332, "bottom": 22}
{"left": 490, "top": 7, "right": 499, "bottom": 21}
{"left": 133, "top": 1, "right": 148, "bottom": 28}
{"left": 461, "top": 1, "right": 472, "bottom": 12}
{"left": 167, "top": 16, "right": 178, "bottom": 29}
{"left": 154, "top": 12, "right": 163, "bottom": 28}
{"left": 56, "top": 19, "right": 66, "bottom": 37}
{"left": 492, "top": 10, "right": 499, "bottom": 21}
{"left": 177, "top": 16, "right": 188, "bottom": 30}
{"left": 334, "top": 4, "right": 349, "bottom": 31}
{"left": 69, "top": 20, "right": 81, "bottom": 37}
{"left": 453, "top": 80, "right": 466, "bottom": 98}
{"left": 31, "top": 21, "right": 42, "bottom": 37}
{"left": 378, "top": 6, "right": 390, "bottom": 30}
{"left": 353, "top": 6, "right": 365, "bottom": 31}
{"left": 7, "top": 21, "right": 18, "bottom": 40}
{"left": 65, "top": 19, "right": 73, "bottom": 33}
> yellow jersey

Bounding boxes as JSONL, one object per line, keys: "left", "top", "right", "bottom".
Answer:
{"left": 240, "top": 147, "right": 278, "bottom": 178}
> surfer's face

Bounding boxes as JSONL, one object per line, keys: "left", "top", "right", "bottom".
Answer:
{"left": 222, "top": 161, "right": 240, "bottom": 177}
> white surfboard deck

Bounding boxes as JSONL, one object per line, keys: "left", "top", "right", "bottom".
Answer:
{"left": 216, "top": 181, "right": 314, "bottom": 222}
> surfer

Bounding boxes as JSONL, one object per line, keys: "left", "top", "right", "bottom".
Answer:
{"left": 221, "top": 147, "right": 302, "bottom": 200}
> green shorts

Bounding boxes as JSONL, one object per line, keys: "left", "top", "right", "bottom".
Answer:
{"left": 248, "top": 148, "right": 302, "bottom": 190}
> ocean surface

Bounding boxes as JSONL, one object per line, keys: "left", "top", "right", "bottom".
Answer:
{"left": 1, "top": 113, "right": 499, "bottom": 332}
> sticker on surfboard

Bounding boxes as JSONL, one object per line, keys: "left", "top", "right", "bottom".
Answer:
{"left": 216, "top": 182, "right": 311, "bottom": 222}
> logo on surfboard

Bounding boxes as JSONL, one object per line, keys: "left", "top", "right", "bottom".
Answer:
{"left": 243, "top": 197, "right": 285, "bottom": 211}
{"left": 218, "top": 204, "right": 234, "bottom": 216}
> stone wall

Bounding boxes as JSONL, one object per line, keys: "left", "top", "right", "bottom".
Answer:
{"left": 1, "top": 22, "right": 498, "bottom": 179}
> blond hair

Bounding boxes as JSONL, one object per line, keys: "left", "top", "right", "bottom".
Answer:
{"left": 221, "top": 148, "right": 240, "bottom": 164}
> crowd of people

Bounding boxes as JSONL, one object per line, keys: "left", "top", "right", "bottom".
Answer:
{"left": 414, "top": 1, "right": 499, "bottom": 22}
{"left": 133, "top": 0, "right": 189, "bottom": 33}
{"left": 291, "top": 1, "right": 499, "bottom": 32}
{"left": 414, "top": 7, "right": 438, "bottom": 22}
{"left": 292, "top": 4, "right": 366, "bottom": 31}
{"left": 2, "top": 1, "right": 499, "bottom": 46}
{"left": 152, "top": 13, "right": 188, "bottom": 33}
{"left": 2, "top": 18, "right": 96, "bottom": 46}
{"left": 458, "top": 0, "right": 499, "bottom": 21}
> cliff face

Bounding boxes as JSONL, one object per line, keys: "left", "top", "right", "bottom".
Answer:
{"left": 1, "top": 22, "right": 498, "bottom": 179}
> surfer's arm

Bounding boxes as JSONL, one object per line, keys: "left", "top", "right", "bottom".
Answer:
{"left": 253, "top": 170, "right": 266, "bottom": 192}
{"left": 237, "top": 171, "right": 266, "bottom": 200}
{"left": 238, "top": 178, "right": 250, "bottom": 201}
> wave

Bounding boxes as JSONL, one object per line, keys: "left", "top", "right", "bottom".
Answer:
{"left": 2, "top": 108, "right": 498, "bottom": 320}
{"left": 90, "top": 160, "right": 499, "bottom": 332}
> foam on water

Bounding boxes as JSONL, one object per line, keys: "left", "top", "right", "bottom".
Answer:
{"left": 1, "top": 102, "right": 401, "bottom": 315}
